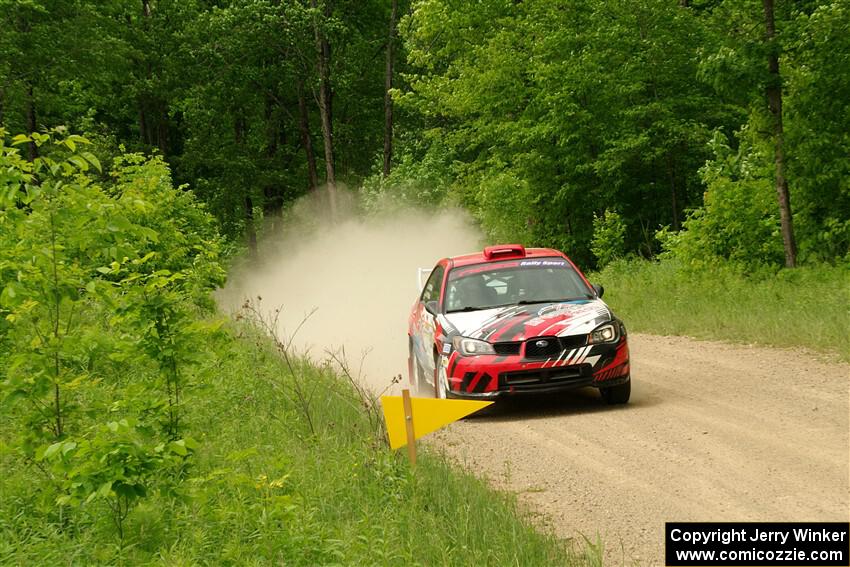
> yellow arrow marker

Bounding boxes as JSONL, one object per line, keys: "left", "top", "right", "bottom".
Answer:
{"left": 381, "top": 394, "right": 493, "bottom": 450}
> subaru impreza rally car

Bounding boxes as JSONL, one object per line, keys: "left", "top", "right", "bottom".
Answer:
{"left": 408, "top": 244, "right": 630, "bottom": 404}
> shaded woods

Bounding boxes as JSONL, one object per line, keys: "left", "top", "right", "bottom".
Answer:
{"left": 1, "top": 1, "right": 847, "bottom": 265}
{"left": 1, "top": 2, "right": 848, "bottom": 562}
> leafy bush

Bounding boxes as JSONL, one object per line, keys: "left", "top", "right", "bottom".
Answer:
{"left": 594, "top": 257, "right": 849, "bottom": 359}
{"left": 471, "top": 169, "right": 537, "bottom": 246}
{"left": 591, "top": 210, "right": 627, "bottom": 268}
{"left": 361, "top": 138, "right": 453, "bottom": 213}
{"left": 784, "top": 2, "right": 850, "bottom": 264}
{"left": 2, "top": 130, "right": 590, "bottom": 564}
{"left": 0, "top": 129, "right": 223, "bottom": 540}
{"left": 2, "top": 314, "right": 588, "bottom": 565}
{"left": 658, "top": 128, "right": 784, "bottom": 268}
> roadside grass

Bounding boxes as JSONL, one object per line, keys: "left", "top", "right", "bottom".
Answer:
{"left": 0, "top": 320, "right": 593, "bottom": 565}
{"left": 593, "top": 259, "right": 849, "bottom": 361}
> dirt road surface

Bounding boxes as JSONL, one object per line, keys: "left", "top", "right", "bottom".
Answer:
{"left": 430, "top": 334, "right": 850, "bottom": 565}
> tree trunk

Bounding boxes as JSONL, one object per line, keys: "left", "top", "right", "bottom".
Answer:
{"left": 311, "top": 0, "right": 337, "bottom": 218}
{"left": 297, "top": 78, "right": 319, "bottom": 193}
{"left": 139, "top": 0, "right": 169, "bottom": 156}
{"left": 263, "top": 185, "right": 284, "bottom": 217}
{"left": 762, "top": 0, "right": 797, "bottom": 268}
{"left": 264, "top": 92, "right": 278, "bottom": 157}
{"left": 139, "top": 106, "right": 149, "bottom": 145}
{"left": 235, "top": 115, "right": 258, "bottom": 256}
{"left": 26, "top": 82, "right": 37, "bottom": 161}
{"left": 245, "top": 195, "right": 258, "bottom": 256}
{"left": 383, "top": 0, "right": 398, "bottom": 177}
{"left": 665, "top": 153, "right": 680, "bottom": 230}
{"left": 139, "top": 0, "right": 152, "bottom": 146}
{"left": 262, "top": 92, "right": 284, "bottom": 223}
{"left": 157, "top": 105, "right": 168, "bottom": 157}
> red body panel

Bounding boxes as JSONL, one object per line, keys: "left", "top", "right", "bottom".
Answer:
{"left": 443, "top": 336, "right": 629, "bottom": 395}
{"left": 408, "top": 245, "right": 630, "bottom": 398}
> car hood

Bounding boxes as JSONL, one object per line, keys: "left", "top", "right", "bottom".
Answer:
{"left": 441, "top": 299, "right": 612, "bottom": 342}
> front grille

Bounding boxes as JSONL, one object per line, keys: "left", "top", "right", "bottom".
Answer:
{"left": 525, "top": 338, "right": 561, "bottom": 358}
{"left": 500, "top": 365, "right": 592, "bottom": 392}
{"left": 559, "top": 334, "right": 586, "bottom": 350}
{"left": 493, "top": 342, "right": 521, "bottom": 356}
{"left": 524, "top": 335, "right": 587, "bottom": 359}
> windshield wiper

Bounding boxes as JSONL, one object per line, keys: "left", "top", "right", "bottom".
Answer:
{"left": 446, "top": 306, "right": 490, "bottom": 313}
{"left": 516, "top": 296, "right": 592, "bottom": 305}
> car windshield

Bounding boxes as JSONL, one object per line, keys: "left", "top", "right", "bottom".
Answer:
{"left": 444, "top": 257, "right": 593, "bottom": 313}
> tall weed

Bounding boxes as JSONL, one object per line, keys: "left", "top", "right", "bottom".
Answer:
{"left": 595, "top": 258, "right": 849, "bottom": 359}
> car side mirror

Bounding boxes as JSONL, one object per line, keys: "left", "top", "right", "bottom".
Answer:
{"left": 592, "top": 283, "right": 604, "bottom": 298}
{"left": 424, "top": 300, "right": 438, "bottom": 315}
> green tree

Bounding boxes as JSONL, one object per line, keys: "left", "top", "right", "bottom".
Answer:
{"left": 691, "top": 0, "right": 849, "bottom": 266}
{"left": 400, "top": 0, "right": 736, "bottom": 264}
{"left": 1, "top": 130, "right": 219, "bottom": 540}
{"left": 591, "top": 210, "right": 627, "bottom": 268}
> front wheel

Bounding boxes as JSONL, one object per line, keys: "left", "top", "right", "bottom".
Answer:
{"left": 600, "top": 377, "right": 631, "bottom": 405}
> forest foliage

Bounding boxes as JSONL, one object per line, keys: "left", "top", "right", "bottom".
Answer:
{"left": 1, "top": 0, "right": 847, "bottom": 558}
{"left": 1, "top": 0, "right": 847, "bottom": 269}
{"left": 0, "top": 129, "right": 225, "bottom": 537}
{"left": 396, "top": 0, "right": 849, "bottom": 267}
{"left": 0, "top": 133, "right": 581, "bottom": 563}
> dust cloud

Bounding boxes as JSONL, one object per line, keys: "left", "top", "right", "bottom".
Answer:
{"left": 217, "top": 193, "right": 483, "bottom": 394}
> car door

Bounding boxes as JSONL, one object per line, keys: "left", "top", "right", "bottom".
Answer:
{"left": 414, "top": 263, "right": 445, "bottom": 378}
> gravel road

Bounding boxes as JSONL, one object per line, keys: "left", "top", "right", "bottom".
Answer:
{"left": 430, "top": 334, "right": 850, "bottom": 565}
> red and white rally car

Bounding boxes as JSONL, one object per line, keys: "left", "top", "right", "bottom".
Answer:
{"left": 408, "top": 244, "right": 630, "bottom": 403}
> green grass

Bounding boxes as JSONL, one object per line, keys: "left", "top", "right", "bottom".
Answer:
{"left": 593, "top": 259, "right": 849, "bottom": 360}
{"left": 0, "top": 322, "right": 593, "bottom": 565}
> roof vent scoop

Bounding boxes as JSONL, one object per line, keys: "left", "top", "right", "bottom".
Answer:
{"left": 483, "top": 244, "right": 526, "bottom": 260}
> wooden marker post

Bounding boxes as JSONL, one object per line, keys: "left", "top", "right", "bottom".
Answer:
{"left": 401, "top": 388, "right": 417, "bottom": 466}
{"left": 380, "top": 391, "right": 491, "bottom": 462}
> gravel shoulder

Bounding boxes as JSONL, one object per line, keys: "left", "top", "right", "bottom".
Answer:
{"left": 429, "top": 333, "right": 850, "bottom": 565}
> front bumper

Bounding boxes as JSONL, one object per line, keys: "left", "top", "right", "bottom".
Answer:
{"left": 443, "top": 337, "right": 630, "bottom": 398}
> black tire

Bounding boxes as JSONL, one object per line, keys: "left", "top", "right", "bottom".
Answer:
{"left": 600, "top": 377, "right": 631, "bottom": 405}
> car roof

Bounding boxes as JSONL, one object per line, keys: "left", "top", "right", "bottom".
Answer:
{"left": 446, "top": 246, "right": 567, "bottom": 268}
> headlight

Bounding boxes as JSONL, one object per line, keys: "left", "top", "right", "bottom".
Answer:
{"left": 588, "top": 322, "right": 618, "bottom": 344}
{"left": 452, "top": 336, "right": 496, "bottom": 356}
